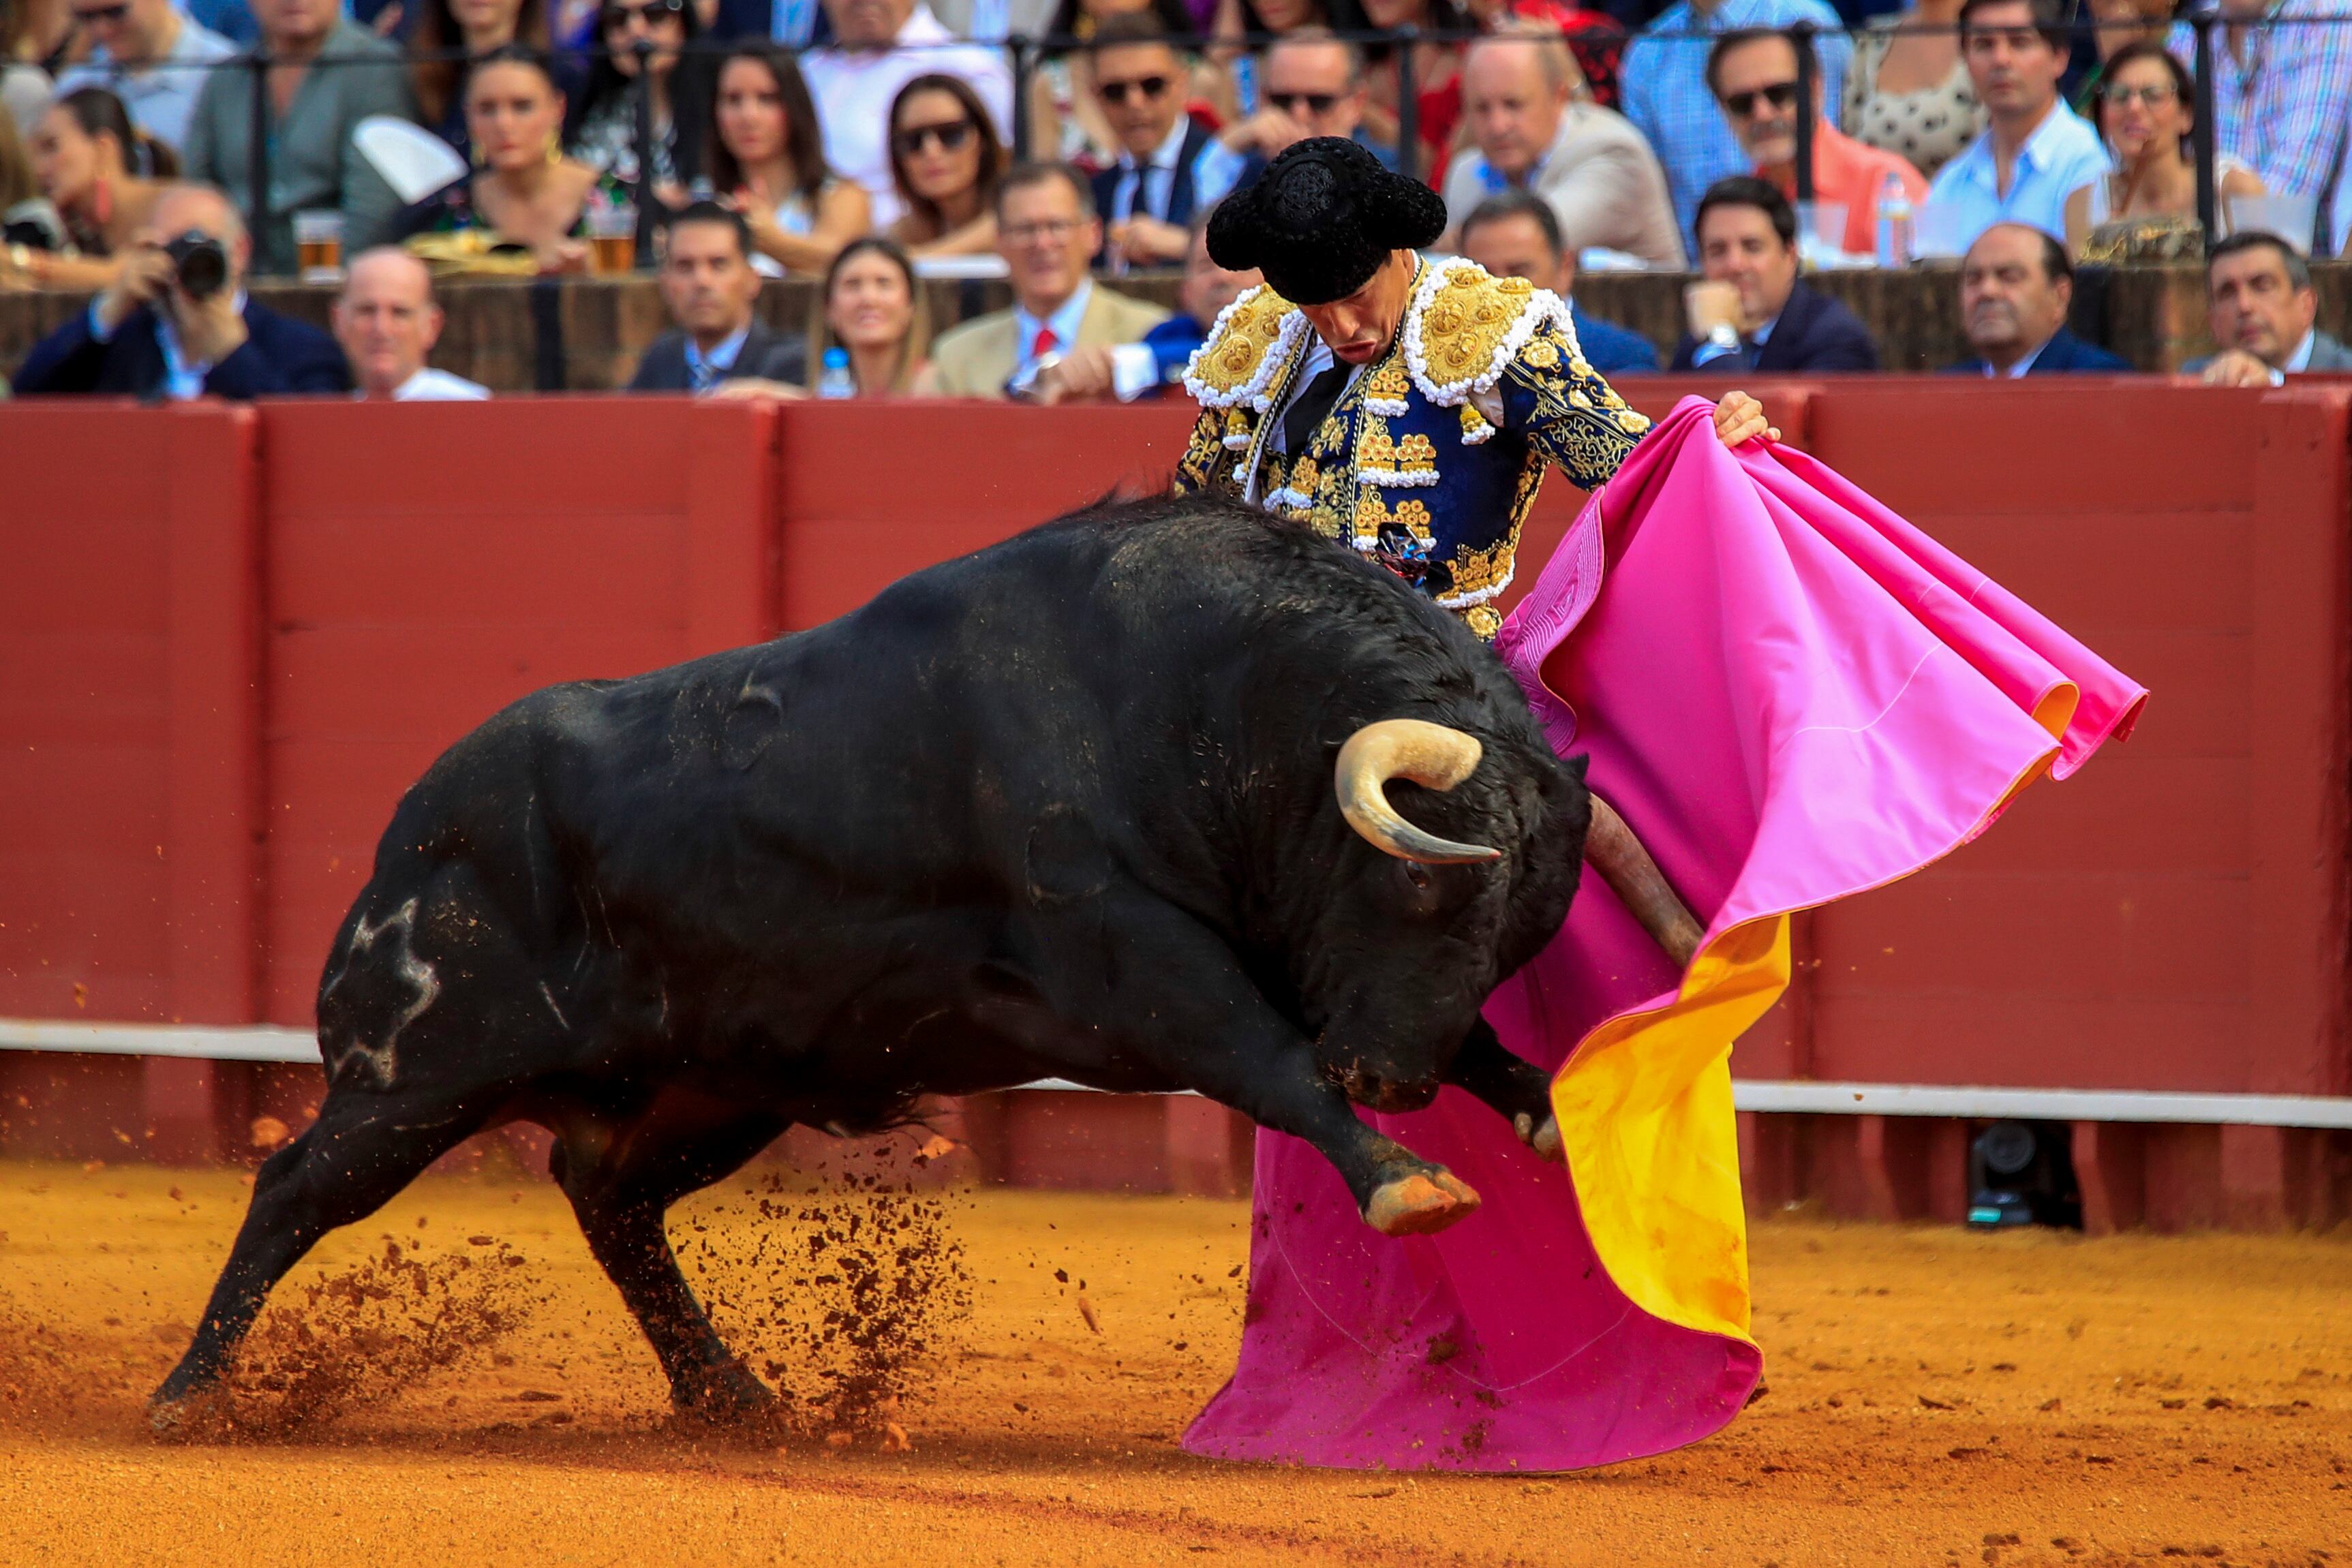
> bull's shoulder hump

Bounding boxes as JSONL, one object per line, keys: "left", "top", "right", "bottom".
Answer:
{"left": 1183, "top": 285, "right": 1308, "bottom": 411}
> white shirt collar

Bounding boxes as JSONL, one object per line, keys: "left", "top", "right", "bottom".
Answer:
{"left": 685, "top": 322, "right": 753, "bottom": 380}
{"left": 1015, "top": 279, "right": 1093, "bottom": 367}
{"left": 2285, "top": 328, "right": 2317, "bottom": 373}
{"left": 1125, "top": 116, "right": 1191, "bottom": 175}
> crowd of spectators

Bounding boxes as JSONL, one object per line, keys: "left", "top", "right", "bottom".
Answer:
{"left": 0, "top": 0, "right": 2347, "bottom": 397}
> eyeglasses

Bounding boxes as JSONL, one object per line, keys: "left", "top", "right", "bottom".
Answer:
{"left": 2099, "top": 82, "right": 2178, "bottom": 107}
{"left": 1268, "top": 90, "right": 1339, "bottom": 117}
{"left": 1721, "top": 80, "right": 1798, "bottom": 118}
{"left": 1002, "top": 217, "right": 1084, "bottom": 243}
{"left": 894, "top": 118, "right": 973, "bottom": 156}
{"left": 601, "top": 0, "right": 683, "bottom": 28}
{"left": 72, "top": 3, "right": 131, "bottom": 24}
{"left": 1096, "top": 74, "right": 1171, "bottom": 105}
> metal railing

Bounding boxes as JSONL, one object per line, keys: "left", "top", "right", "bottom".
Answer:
{"left": 25, "top": 10, "right": 2343, "bottom": 275}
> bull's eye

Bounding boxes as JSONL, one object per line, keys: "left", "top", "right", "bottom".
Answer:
{"left": 1405, "top": 864, "right": 1433, "bottom": 891}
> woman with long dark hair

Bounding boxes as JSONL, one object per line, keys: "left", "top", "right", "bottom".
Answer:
{"left": 566, "top": 0, "right": 708, "bottom": 209}
{"left": 399, "top": 45, "right": 605, "bottom": 272}
{"left": 408, "top": 0, "right": 582, "bottom": 150}
{"left": 0, "top": 87, "right": 170, "bottom": 288}
{"left": 885, "top": 73, "right": 1004, "bottom": 257}
{"left": 706, "top": 45, "right": 868, "bottom": 277}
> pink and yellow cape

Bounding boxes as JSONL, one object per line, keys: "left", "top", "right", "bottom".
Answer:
{"left": 1183, "top": 398, "right": 2148, "bottom": 1472}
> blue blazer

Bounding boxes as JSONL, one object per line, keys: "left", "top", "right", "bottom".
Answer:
{"left": 13, "top": 297, "right": 351, "bottom": 399}
{"left": 1571, "top": 305, "right": 1659, "bottom": 374}
{"left": 1942, "top": 327, "right": 2132, "bottom": 376}
{"left": 1668, "top": 281, "right": 1879, "bottom": 373}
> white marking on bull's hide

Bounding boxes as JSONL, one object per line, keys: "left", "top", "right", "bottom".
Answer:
{"left": 325, "top": 897, "right": 441, "bottom": 1088}
{"left": 538, "top": 981, "right": 570, "bottom": 1032}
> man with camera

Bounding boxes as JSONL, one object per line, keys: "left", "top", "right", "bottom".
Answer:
{"left": 14, "top": 183, "right": 350, "bottom": 400}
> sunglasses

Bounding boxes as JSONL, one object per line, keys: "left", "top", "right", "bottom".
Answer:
{"left": 894, "top": 118, "right": 973, "bottom": 156}
{"left": 1722, "top": 80, "right": 1798, "bottom": 118}
{"left": 1096, "top": 74, "right": 1171, "bottom": 105}
{"left": 72, "top": 2, "right": 131, "bottom": 22}
{"left": 602, "top": 0, "right": 683, "bottom": 27}
{"left": 1268, "top": 91, "right": 1339, "bottom": 117}
{"left": 2099, "top": 82, "right": 2178, "bottom": 107}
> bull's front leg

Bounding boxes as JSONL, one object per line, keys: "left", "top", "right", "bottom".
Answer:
{"left": 1445, "top": 1017, "right": 1563, "bottom": 1164}
{"left": 1041, "top": 893, "right": 1482, "bottom": 1238}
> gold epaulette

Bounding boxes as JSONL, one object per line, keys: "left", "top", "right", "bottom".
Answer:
{"left": 1183, "top": 284, "right": 1310, "bottom": 411}
{"left": 1399, "top": 257, "right": 1581, "bottom": 408}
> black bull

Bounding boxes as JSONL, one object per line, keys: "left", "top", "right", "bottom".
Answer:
{"left": 152, "top": 493, "right": 1604, "bottom": 1426}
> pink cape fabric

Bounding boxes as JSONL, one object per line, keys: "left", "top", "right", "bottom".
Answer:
{"left": 1182, "top": 398, "right": 2147, "bottom": 1473}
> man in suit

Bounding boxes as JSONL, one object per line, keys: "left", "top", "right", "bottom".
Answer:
{"left": 1457, "top": 189, "right": 1660, "bottom": 375}
{"left": 1670, "top": 176, "right": 1877, "bottom": 372}
{"left": 1088, "top": 13, "right": 1251, "bottom": 272}
{"left": 627, "top": 203, "right": 806, "bottom": 394}
{"left": 13, "top": 183, "right": 351, "bottom": 399}
{"left": 1442, "top": 24, "right": 1685, "bottom": 270}
{"left": 2190, "top": 232, "right": 2352, "bottom": 386}
{"left": 1944, "top": 222, "right": 2130, "bottom": 377}
{"left": 927, "top": 162, "right": 1170, "bottom": 401}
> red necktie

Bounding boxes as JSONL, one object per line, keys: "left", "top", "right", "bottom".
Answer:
{"left": 1030, "top": 324, "right": 1058, "bottom": 362}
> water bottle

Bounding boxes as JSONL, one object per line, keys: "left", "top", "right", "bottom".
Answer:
{"left": 1875, "top": 171, "right": 1913, "bottom": 269}
{"left": 818, "top": 346, "right": 855, "bottom": 400}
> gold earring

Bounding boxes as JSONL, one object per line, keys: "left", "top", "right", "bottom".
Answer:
{"left": 545, "top": 128, "right": 562, "bottom": 165}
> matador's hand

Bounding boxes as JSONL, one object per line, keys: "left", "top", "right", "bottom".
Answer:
{"left": 1712, "top": 390, "right": 1778, "bottom": 448}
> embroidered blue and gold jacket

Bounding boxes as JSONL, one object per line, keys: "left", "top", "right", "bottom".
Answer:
{"left": 1172, "top": 257, "right": 1653, "bottom": 640}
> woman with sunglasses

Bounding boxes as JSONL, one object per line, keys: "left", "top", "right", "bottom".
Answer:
{"left": 885, "top": 72, "right": 1005, "bottom": 258}
{"left": 708, "top": 44, "right": 868, "bottom": 278}
{"left": 2061, "top": 40, "right": 2262, "bottom": 262}
{"left": 398, "top": 45, "right": 605, "bottom": 272}
{"left": 567, "top": 0, "right": 708, "bottom": 211}
{"left": 408, "top": 0, "right": 582, "bottom": 152}
{"left": 0, "top": 86, "right": 168, "bottom": 290}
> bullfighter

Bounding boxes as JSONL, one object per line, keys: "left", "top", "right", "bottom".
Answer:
{"left": 1172, "top": 136, "right": 1769, "bottom": 639}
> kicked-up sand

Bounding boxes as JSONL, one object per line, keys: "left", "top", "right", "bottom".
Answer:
{"left": 0, "top": 1156, "right": 2347, "bottom": 1566}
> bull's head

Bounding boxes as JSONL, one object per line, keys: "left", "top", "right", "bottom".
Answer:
{"left": 1296, "top": 717, "right": 1586, "bottom": 1114}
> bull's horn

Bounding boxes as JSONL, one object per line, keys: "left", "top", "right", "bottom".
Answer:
{"left": 1583, "top": 794, "right": 1706, "bottom": 970}
{"left": 1334, "top": 720, "right": 1502, "bottom": 865}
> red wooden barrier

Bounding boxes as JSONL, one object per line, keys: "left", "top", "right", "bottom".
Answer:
{"left": 255, "top": 399, "right": 778, "bottom": 1025}
{"left": 0, "top": 404, "right": 258, "bottom": 1159}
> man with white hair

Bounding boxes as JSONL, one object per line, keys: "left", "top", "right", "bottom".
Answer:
{"left": 13, "top": 182, "right": 350, "bottom": 398}
{"left": 1441, "top": 24, "right": 1685, "bottom": 269}
{"left": 334, "top": 249, "right": 488, "bottom": 401}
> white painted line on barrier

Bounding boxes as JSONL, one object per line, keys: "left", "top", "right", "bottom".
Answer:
{"left": 4, "top": 1019, "right": 2347, "bottom": 1128}
{"left": 1728, "top": 1080, "right": 2352, "bottom": 1129}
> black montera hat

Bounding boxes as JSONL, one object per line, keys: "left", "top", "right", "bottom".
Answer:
{"left": 1206, "top": 137, "right": 1448, "bottom": 305}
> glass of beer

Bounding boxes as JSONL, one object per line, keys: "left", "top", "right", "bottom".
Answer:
{"left": 587, "top": 205, "right": 638, "bottom": 275}
{"left": 293, "top": 210, "right": 343, "bottom": 284}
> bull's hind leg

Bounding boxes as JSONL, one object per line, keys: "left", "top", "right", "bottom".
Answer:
{"left": 550, "top": 1103, "right": 787, "bottom": 1419}
{"left": 149, "top": 1085, "right": 498, "bottom": 1430}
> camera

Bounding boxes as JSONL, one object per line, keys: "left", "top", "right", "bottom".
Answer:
{"left": 162, "top": 229, "right": 229, "bottom": 301}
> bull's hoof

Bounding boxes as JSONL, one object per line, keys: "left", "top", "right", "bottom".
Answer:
{"left": 1364, "top": 1169, "right": 1481, "bottom": 1237}
{"left": 147, "top": 1385, "right": 232, "bottom": 1443}
{"left": 1512, "top": 1111, "right": 1565, "bottom": 1165}
{"left": 673, "top": 1357, "right": 778, "bottom": 1425}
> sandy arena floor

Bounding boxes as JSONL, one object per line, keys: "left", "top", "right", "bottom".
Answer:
{"left": 0, "top": 1156, "right": 2347, "bottom": 1567}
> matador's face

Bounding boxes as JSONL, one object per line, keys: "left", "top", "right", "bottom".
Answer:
{"left": 1296, "top": 250, "right": 1417, "bottom": 366}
